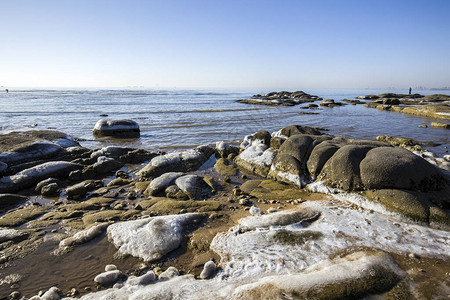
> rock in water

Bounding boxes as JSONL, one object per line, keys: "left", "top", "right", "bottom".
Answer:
{"left": 92, "top": 119, "right": 140, "bottom": 138}
{"left": 107, "top": 213, "right": 203, "bottom": 261}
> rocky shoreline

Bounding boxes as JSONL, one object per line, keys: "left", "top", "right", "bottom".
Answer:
{"left": 359, "top": 93, "right": 450, "bottom": 123}
{"left": 0, "top": 123, "right": 449, "bottom": 299}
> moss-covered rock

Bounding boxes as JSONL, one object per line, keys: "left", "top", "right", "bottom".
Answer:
{"left": 61, "top": 197, "right": 116, "bottom": 211}
{"left": 363, "top": 189, "right": 430, "bottom": 223}
{"left": 144, "top": 199, "right": 221, "bottom": 215}
{"left": 82, "top": 210, "right": 140, "bottom": 225}
{"left": 320, "top": 145, "right": 373, "bottom": 191}
{"left": 429, "top": 206, "right": 450, "bottom": 230}
{"left": 231, "top": 251, "right": 402, "bottom": 300}
{"left": 134, "top": 181, "right": 150, "bottom": 194}
{"left": 241, "top": 179, "right": 304, "bottom": 201}
{"left": 376, "top": 136, "right": 424, "bottom": 152}
{"left": 214, "top": 158, "right": 238, "bottom": 176}
{"left": 0, "top": 207, "right": 46, "bottom": 227}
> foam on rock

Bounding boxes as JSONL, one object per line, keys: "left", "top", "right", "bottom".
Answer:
{"left": 235, "top": 139, "right": 275, "bottom": 177}
{"left": 58, "top": 223, "right": 109, "bottom": 250}
{"left": 107, "top": 213, "right": 203, "bottom": 261}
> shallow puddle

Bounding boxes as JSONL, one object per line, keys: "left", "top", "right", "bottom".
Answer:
{"left": 0, "top": 233, "right": 141, "bottom": 298}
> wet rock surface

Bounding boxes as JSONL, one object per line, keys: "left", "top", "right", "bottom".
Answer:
{"left": 0, "top": 125, "right": 448, "bottom": 299}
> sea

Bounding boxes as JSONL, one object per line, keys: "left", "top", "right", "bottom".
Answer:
{"left": 0, "top": 88, "right": 449, "bottom": 155}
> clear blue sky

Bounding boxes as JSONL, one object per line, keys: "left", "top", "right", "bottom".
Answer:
{"left": 1, "top": 0, "right": 449, "bottom": 89}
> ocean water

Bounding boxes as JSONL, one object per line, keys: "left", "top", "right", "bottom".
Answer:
{"left": 0, "top": 88, "right": 448, "bottom": 155}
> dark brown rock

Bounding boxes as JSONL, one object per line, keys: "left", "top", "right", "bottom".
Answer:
{"left": 360, "top": 147, "right": 447, "bottom": 191}
{"left": 320, "top": 145, "right": 373, "bottom": 191}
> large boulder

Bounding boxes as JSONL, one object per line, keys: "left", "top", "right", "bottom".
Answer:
{"left": 268, "top": 154, "right": 307, "bottom": 187}
{"left": 307, "top": 141, "right": 341, "bottom": 178}
{"left": 319, "top": 145, "right": 374, "bottom": 191}
{"left": 92, "top": 156, "right": 124, "bottom": 174}
{"left": 360, "top": 147, "right": 447, "bottom": 191}
{"left": 268, "top": 134, "right": 331, "bottom": 187}
{"left": 0, "top": 141, "right": 62, "bottom": 166}
{"left": 93, "top": 119, "right": 140, "bottom": 138}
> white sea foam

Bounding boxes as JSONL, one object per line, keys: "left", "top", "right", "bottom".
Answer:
{"left": 238, "top": 140, "right": 275, "bottom": 167}
{"left": 107, "top": 213, "right": 202, "bottom": 262}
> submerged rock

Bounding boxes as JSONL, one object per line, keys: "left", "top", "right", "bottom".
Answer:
{"left": 92, "top": 119, "right": 140, "bottom": 138}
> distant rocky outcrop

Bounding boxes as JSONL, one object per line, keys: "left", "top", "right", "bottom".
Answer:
{"left": 237, "top": 91, "right": 322, "bottom": 106}
{"left": 358, "top": 93, "right": 450, "bottom": 120}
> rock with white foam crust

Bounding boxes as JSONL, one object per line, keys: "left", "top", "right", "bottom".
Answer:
{"left": 29, "top": 286, "right": 61, "bottom": 300}
{"left": 92, "top": 119, "right": 140, "bottom": 138}
{"left": 234, "top": 140, "right": 276, "bottom": 177}
{"left": 59, "top": 223, "right": 109, "bottom": 249}
{"left": 159, "top": 266, "right": 179, "bottom": 281}
{"left": 127, "top": 270, "right": 156, "bottom": 286}
{"left": 230, "top": 251, "right": 403, "bottom": 300}
{"left": 107, "top": 213, "right": 203, "bottom": 261}
{"left": 94, "top": 270, "right": 123, "bottom": 286}
{"left": 0, "top": 228, "right": 28, "bottom": 243}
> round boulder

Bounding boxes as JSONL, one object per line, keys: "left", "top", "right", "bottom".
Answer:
{"left": 320, "top": 145, "right": 373, "bottom": 191}
{"left": 93, "top": 119, "right": 140, "bottom": 138}
{"left": 360, "top": 147, "right": 447, "bottom": 191}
